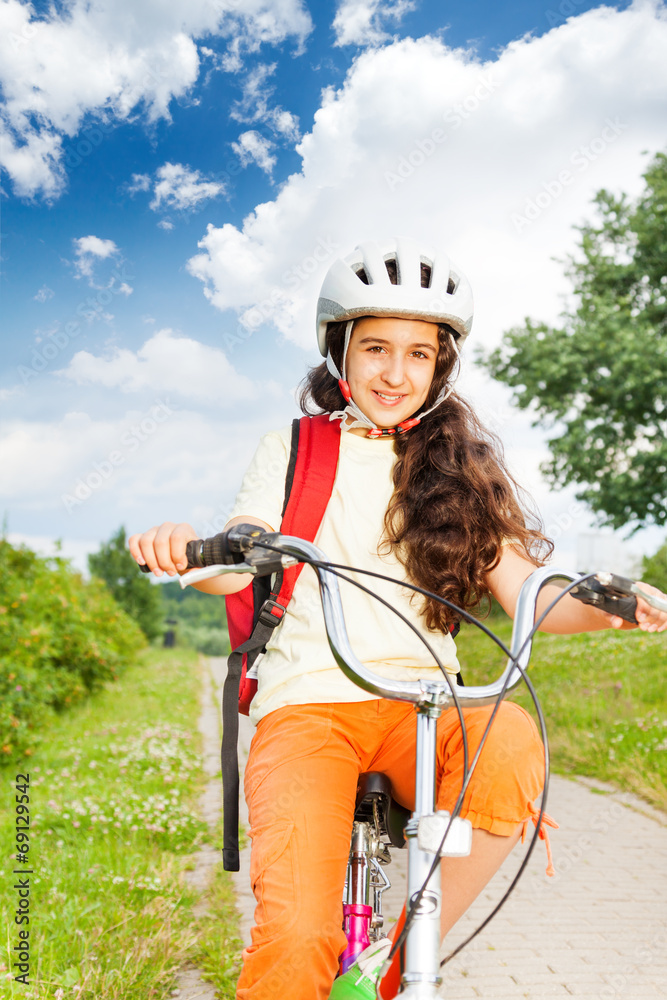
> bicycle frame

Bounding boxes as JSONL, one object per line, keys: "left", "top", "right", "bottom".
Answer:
{"left": 183, "top": 536, "right": 579, "bottom": 998}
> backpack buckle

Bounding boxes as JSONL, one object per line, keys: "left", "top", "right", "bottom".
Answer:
{"left": 257, "top": 598, "right": 287, "bottom": 629}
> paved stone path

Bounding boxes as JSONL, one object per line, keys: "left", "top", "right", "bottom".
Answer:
{"left": 213, "top": 658, "right": 667, "bottom": 998}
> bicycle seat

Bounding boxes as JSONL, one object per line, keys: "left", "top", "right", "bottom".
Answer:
{"left": 354, "top": 772, "right": 409, "bottom": 849}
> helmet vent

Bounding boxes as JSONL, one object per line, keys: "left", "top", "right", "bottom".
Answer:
{"left": 447, "top": 276, "right": 457, "bottom": 294}
{"left": 355, "top": 267, "right": 370, "bottom": 285}
{"left": 384, "top": 258, "right": 398, "bottom": 284}
{"left": 420, "top": 263, "right": 432, "bottom": 289}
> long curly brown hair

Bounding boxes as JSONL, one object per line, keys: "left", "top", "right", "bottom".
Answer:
{"left": 298, "top": 314, "right": 553, "bottom": 630}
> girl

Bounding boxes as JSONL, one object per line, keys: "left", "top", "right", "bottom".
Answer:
{"left": 129, "top": 238, "right": 666, "bottom": 1000}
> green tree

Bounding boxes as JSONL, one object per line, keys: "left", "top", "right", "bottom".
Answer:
{"left": 88, "top": 526, "right": 163, "bottom": 641}
{"left": 642, "top": 539, "right": 667, "bottom": 594}
{"left": 483, "top": 151, "right": 667, "bottom": 531}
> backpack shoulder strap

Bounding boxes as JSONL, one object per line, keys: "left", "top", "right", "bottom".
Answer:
{"left": 274, "top": 413, "right": 341, "bottom": 603}
{"left": 220, "top": 414, "right": 340, "bottom": 870}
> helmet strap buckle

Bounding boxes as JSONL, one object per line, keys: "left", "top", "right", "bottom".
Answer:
{"left": 338, "top": 379, "right": 352, "bottom": 403}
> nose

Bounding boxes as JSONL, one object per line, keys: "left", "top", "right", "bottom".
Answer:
{"left": 380, "top": 353, "right": 406, "bottom": 387}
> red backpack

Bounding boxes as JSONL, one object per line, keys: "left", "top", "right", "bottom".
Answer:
{"left": 221, "top": 414, "right": 342, "bottom": 870}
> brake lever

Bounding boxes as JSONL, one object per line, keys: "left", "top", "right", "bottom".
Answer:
{"left": 570, "top": 574, "right": 638, "bottom": 623}
{"left": 179, "top": 562, "right": 257, "bottom": 588}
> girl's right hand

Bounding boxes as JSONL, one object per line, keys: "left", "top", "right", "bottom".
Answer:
{"left": 128, "top": 522, "right": 198, "bottom": 578}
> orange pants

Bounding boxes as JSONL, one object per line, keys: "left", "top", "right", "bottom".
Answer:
{"left": 237, "top": 699, "right": 547, "bottom": 1000}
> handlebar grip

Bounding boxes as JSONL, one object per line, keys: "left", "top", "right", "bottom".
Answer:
{"left": 136, "top": 525, "right": 262, "bottom": 575}
{"left": 183, "top": 533, "right": 242, "bottom": 568}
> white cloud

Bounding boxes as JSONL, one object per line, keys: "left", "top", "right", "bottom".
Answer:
{"left": 0, "top": 410, "right": 295, "bottom": 583}
{"left": 230, "top": 61, "right": 301, "bottom": 141}
{"left": 73, "top": 235, "right": 119, "bottom": 279}
{"left": 219, "top": 1, "right": 312, "bottom": 71}
{"left": 271, "top": 108, "right": 301, "bottom": 141}
{"left": 0, "top": 385, "right": 24, "bottom": 402}
{"left": 231, "top": 131, "right": 277, "bottom": 174}
{"left": 34, "top": 285, "right": 54, "bottom": 302}
{"left": 118, "top": 282, "right": 133, "bottom": 296}
{"left": 55, "top": 328, "right": 259, "bottom": 403}
{"left": 149, "top": 162, "right": 225, "bottom": 212}
{"left": 231, "top": 62, "right": 278, "bottom": 120}
{"left": 0, "top": 124, "right": 65, "bottom": 199}
{"left": 158, "top": 219, "right": 175, "bottom": 231}
{"left": 128, "top": 172, "right": 151, "bottom": 194}
{"left": 333, "top": 0, "right": 416, "bottom": 47}
{"left": 0, "top": 0, "right": 312, "bottom": 199}
{"left": 187, "top": 3, "right": 667, "bottom": 353}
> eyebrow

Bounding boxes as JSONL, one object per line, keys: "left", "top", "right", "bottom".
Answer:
{"left": 356, "top": 336, "right": 437, "bottom": 352}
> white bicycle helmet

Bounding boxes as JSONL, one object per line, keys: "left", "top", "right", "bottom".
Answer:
{"left": 316, "top": 237, "right": 473, "bottom": 437}
{"left": 316, "top": 236, "right": 473, "bottom": 355}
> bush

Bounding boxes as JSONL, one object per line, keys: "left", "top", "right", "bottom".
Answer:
{"left": 178, "top": 623, "right": 230, "bottom": 657}
{"left": 0, "top": 539, "right": 145, "bottom": 757}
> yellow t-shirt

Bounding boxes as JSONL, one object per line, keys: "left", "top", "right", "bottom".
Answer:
{"left": 229, "top": 422, "right": 460, "bottom": 725}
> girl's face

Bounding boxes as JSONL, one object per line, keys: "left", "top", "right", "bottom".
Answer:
{"left": 344, "top": 316, "right": 440, "bottom": 433}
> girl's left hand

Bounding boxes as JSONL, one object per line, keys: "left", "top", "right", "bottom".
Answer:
{"left": 608, "top": 581, "right": 667, "bottom": 632}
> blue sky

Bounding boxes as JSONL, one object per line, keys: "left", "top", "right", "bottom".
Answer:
{"left": 1, "top": 0, "right": 664, "bottom": 575}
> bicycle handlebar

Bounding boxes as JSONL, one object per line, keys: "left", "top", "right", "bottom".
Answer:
{"left": 167, "top": 526, "right": 581, "bottom": 709}
{"left": 138, "top": 524, "right": 666, "bottom": 709}
{"left": 303, "top": 543, "right": 577, "bottom": 709}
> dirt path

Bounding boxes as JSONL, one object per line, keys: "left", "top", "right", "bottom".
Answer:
{"left": 171, "top": 655, "right": 223, "bottom": 1000}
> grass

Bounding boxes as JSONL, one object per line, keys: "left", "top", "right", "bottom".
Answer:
{"left": 0, "top": 647, "right": 240, "bottom": 1000}
{"left": 193, "top": 863, "right": 244, "bottom": 998}
{"left": 456, "top": 614, "right": 667, "bottom": 811}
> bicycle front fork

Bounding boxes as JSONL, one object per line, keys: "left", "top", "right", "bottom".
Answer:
{"left": 399, "top": 710, "right": 443, "bottom": 997}
{"left": 340, "top": 820, "right": 392, "bottom": 973}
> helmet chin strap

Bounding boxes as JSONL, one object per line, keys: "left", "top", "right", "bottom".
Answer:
{"left": 326, "top": 320, "right": 461, "bottom": 438}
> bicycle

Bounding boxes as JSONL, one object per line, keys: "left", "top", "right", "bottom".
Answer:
{"left": 176, "top": 525, "right": 667, "bottom": 999}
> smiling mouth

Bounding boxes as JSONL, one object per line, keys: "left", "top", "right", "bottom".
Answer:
{"left": 373, "top": 390, "right": 406, "bottom": 403}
